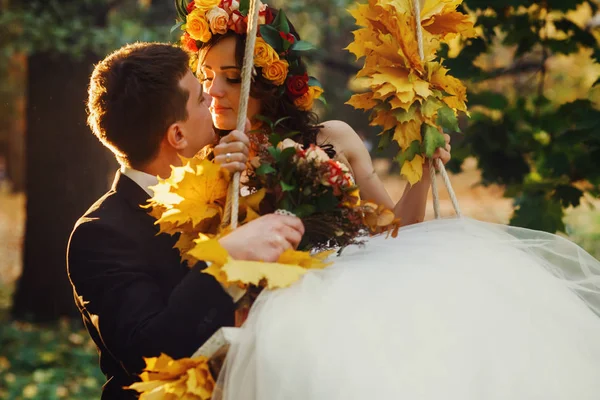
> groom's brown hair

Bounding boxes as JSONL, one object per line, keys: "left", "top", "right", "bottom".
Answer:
{"left": 87, "top": 42, "right": 190, "bottom": 168}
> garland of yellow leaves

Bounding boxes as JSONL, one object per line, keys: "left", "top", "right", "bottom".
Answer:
{"left": 129, "top": 354, "right": 215, "bottom": 399}
{"left": 346, "top": 0, "right": 476, "bottom": 185}
{"left": 146, "top": 156, "right": 333, "bottom": 290}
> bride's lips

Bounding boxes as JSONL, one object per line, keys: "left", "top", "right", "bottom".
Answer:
{"left": 210, "top": 105, "right": 232, "bottom": 114}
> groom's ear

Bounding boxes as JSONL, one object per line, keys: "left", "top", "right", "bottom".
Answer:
{"left": 166, "top": 123, "right": 188, "bottom": 150}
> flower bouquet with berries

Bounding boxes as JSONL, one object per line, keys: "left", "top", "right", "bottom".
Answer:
{"left": 245, "top": 123, "right": 400, "bottom": 252}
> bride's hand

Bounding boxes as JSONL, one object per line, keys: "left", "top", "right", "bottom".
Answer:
{"left": 424, "top": 133, "right": 451, "bottom": 172}
{"left": 213, "top": 120, "right": 251, "bottom": 173}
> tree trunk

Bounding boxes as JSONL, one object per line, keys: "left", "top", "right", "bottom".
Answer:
{"left": 11, "top": 52, "right": 116, "bottom": 321}
{"left": 6, "top": 54, "right": 27, "bottom": 193}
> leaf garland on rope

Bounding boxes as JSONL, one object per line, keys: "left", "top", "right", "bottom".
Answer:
{"left": 345, "top": 0, "right": 476, "bottom": 184}
{"left": 145, "top": 155, "right": 335, "bottom": 290}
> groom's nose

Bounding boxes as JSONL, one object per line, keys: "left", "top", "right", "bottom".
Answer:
{"left": 203, "top": 92, "right": 212, "bottom": 104}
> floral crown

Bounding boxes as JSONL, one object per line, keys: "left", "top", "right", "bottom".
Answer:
{"left": 174, "top": 0, "right": 324, "bottom": 111}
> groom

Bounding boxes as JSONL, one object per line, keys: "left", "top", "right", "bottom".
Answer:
{"left": 67, "top": 42, "right": 304, "bottom": 399}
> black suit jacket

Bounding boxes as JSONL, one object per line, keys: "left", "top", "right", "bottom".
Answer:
{"left": 67, "top": 171, "right": 235, "bottom": 399}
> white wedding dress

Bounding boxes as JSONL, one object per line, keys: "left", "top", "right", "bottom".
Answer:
{"left": 215, "top": 217, "right": 600, "bottom": 400}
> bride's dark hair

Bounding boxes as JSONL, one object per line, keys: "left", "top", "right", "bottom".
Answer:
{"left": 198, "top": 14, "right": 334, "bottom": 157}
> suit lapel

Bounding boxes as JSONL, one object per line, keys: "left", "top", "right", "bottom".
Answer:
{"left": 112, "top": 170, "right": 182, "bottom": 255}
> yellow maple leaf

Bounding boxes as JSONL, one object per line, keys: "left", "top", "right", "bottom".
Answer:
{"left": 356, "top": 54, "right": 395, "bottom": 79}
{"left": 147, "top": 158, "right": 230, "bottom": 237}
{"left": 393, "top": 119, "right": 422, "bottom": 150}
{"left": 346, "top": 92, "right": 378, "bottom": 110}
{"left": 389, "top": 97, "right": 417, "bottom": 111}
{"left": 370, "top": 110, "right": 399, "bottom": 131}
{"left": 423, "top": 11, "right": 476, "bottom": 39}
{"left": 221, "top": 260, "right": 308, "bottom": 290}
{"left": 174, "top": 232, "right": 199, "bottom": 266}
{"left": 130, "top": 354, "right": 214, "bottom": 400}
{"left": 187, "top": 235, "right": 229, "bottom": 266}
{"left": 348, "top": 1, "right": 384, "bottom": 28}
{"left": 277, "top": 249, "right": 334, "bottom": 270}
{"left": 346, "top": 28, "right": 380, "bottom": 60}
{"left": 241, "top": 188, "right": 266, "bottom": 212}
{"left": 401, "top": 154, "right": 424, "bottom": 185}
{"left": 371, "top": 68, "right": 414, "bottom": 95}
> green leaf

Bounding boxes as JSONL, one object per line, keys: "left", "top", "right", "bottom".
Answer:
{"left": 268, "top": 146, "right": 281, "bottom": 162}
{"left": 308, "top": 76, "right": 322, "bottom": 88}
{"left": 280, "top": 181, "right": 295, "bottom": 192}
{"left": 393, "top": 103, "right": 418, "bottom": 123}
{"left": 553, "top": 185, "right": 583, "bottom": 208}
{"left": 377, "top": 131, "right": 392, "bottom": 151}
{"left": 255, "top": 114, "right": 275, "bottom": 129}
{"left": 273, "top": 8, "right": 290, "bottom": 34}
{"left": 511, "top": 193, "right": 565, "bottom": 233}
{"left": 436, "top": 105, "right": 460, "bottom": 133}
{"left": 468, "top": 91, "right": 509, "bottom": 110}
{"left": 175, "top": 0, "right": 187, "bottom": 20}
{"left": 269, "top": 133, "right": 282, "bottom": 146}
{"left": 293, "top": 204, "right": 316, "bottom": 218}
{"left": 421, "top": 97, "right": 444, "bottom": 119}
{"left": 170, "top": 21, "right": 185, "bottom": 35}
{"left": 280, "top": 147, "right": 297, "bottom": 163}
{"left": 291, "top": 40, "right": 315, "bottom": 52}
{"left": 259, "top": 25, "right": 283, "bottom": 51}
{"left": 273, "top": 116, "right": 292, "bottom": 128}
{"left": 256, "top": 163, "right": 276, "bottom": 176}
{"left": 395, "top": 140, "right": 421, "bottom": 165}
{"left": 422, "top": 124, "right": 446, "bottom": 158}
{"left": 239, "top": 0, "right": 250, "bottom": 16}
{"left": 316, "top": 191, "right": 339, "bottom": 211}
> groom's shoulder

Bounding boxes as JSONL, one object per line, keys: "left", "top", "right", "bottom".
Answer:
{"left": 71, "top": 188, "right": 136, "bottom": 242}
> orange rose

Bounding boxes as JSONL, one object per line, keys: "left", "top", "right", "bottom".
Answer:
{"left": 186, "top": 9, "right": 212, "bottom": 42}
{"left": 294, "top": 86, "right": 324, "bottom": 111}
{"left": 262, "top": 59, "right": 288, "bottom": 86}
{"left": 206, "top": 6, "right": 229, "bottom": 34}
{"left": 253, "top": 37, "right": 279, "bottom": 68}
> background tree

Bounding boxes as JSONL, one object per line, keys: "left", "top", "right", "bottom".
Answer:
{"left": 2, "top": 0, "right": 173, "bottom": 321}
{"left": 444, "top": 0, "right": 600, "bottom": 232}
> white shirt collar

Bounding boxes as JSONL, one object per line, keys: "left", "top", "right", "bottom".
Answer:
{"left": 120, "top": 166, "right": 159, "bottom": 197}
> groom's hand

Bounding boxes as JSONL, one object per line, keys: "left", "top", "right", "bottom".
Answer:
{"left": 214, "top": 120, "right": 251, "bottom": 173}
{"left": 219, "top": 214, "right": 305, "bottom": 262}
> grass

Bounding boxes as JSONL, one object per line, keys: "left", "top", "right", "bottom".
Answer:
{"left": 0, "top": 285, "right": 104, "bottom": 399}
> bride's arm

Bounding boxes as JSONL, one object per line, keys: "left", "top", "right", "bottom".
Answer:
{"left": 318, "top": 120, "right": 449, "bottom": 226}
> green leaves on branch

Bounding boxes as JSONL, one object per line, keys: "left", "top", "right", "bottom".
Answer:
{"left": 0, "top": 0, "right": 170, "bottom": 60}
{"left": 446, "top": 0, "right": 600, "bottom": 233}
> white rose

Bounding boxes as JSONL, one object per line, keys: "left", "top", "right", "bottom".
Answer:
{"left": 258, "top": 1, "right": 267, "bottom": 24}
{"left": 277, "top": 138, "right": 304, "bottom": 151}
{"left": 305, "top": 145, "right": 330, "bottom": 163}
{"left": 206, "top": 6, "right": 229, "bottom": 34}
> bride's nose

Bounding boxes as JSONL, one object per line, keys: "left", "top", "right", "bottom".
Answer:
{"left": 207, "top": 76, "right": 225, "bottom": 98}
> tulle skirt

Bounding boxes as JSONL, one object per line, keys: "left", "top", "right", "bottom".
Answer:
{"left": 216, "top": 218, "right": 600, "bottom": 400}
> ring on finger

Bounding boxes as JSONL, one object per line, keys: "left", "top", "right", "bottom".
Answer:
{"left": 225, "top": 153, "right": 232, "bottom": 163}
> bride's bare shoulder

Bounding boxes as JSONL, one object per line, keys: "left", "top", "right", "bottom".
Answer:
{"left": 317, "top": 120, "right": 362, "bottom": 147}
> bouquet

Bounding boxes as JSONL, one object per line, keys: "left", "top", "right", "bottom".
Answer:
{"left": 246, "top": 132, "right": 400, "bottom": 251}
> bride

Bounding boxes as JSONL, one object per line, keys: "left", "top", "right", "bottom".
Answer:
{"left": 181, "top": 2, "right": 600, "bottom": 399}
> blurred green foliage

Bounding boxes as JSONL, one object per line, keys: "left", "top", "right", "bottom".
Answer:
{"left": 0, "top": 0, "right": 176, "bottom": 59}
{"left": 0, "top": 285, "right": 103, "bottom": 399}
{"left": 445, "top": 0, "right": 600, "bottom": 232}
